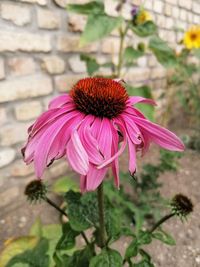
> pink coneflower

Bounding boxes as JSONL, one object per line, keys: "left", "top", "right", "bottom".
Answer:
{"left": 22, "top": 77, "right": 184, "bottom": 192}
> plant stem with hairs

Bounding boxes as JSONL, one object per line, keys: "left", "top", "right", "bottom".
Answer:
{"left": 45, "top": 196, "right": 90, "bottom": 246}
{"left": 149, "top": 213, "right": 175, "bottom": 233}
{"left": 97, "top": 183, "right": 107, "bottom": 248}
{"left": 117, "top": 24, "right": 129, "bottom": 77}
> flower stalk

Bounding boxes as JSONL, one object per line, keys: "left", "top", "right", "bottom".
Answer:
{"left": 97, "top": 183, "right": 107, "bottom": 248}
{"left": 149, "top": 213, "right": 175, "bottom": 233}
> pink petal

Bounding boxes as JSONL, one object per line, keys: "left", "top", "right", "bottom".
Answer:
{"left": 48, "top": 94, "right": 72, "bottom": 109}
{"left": 79, "top": 116, "right": 104, "bottom": 165}
{"left": 120, "top": 113, "right": 142, "bottom": 145}
{"left": 66, "top": 129, "right": 89, "bottom": 175}
{"left": 127, "top": 138, "right": 136, "bottom": 175}
{"left": 111, "top": 124, "right": 120, "bottom": 188}
{"left": 86, "top": 164, "right": 107, "bottom": 191}
{"left": 80, "top": 175, "right": 87, "bottom": 193}
{"left": 128, "top": 96, "right": 156, "bottom": 106}
{"left": 134, "top": 117, "right": 185, "bottom": 151}
{"left": 98, "top": 119, "right": 127, "bottom": 169}
{"left": 30, "top": 106, "right": 75, "bottom": 138}
{"left": 34, "top": 112, "right": 79, "bottom": 177}
{"left": 97, "top": 118, "right": 113, "bottom": 159}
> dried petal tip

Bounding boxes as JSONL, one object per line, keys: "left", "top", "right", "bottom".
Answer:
{"left": 171, "top": 194, "right": 193, "bottom": 218}
{"left": 24, "top": 180, "right": 47, "bottom": 203}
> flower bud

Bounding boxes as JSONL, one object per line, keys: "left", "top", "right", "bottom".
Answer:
{"left": 24, "top": 180, "right": 47, "bottom": 203}
{"left": 171, "top": 194, "right": 193, "bottom": 219}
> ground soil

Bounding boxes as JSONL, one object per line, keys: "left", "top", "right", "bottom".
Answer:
{"left": 0, "top": 145, "right": 200, "bottom": 267}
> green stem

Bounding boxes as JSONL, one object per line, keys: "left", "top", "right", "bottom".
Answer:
{"left": 117, "top": 24, "right": 129, "bottom": 77}
{"left": 45, "top": 197, "right": 90, "bottom": 246}
{"left": 149, "top": 213, "right": 175, "bottom": 233}
{"left": 97, "top": 183, "right": 107, "bottom": 248}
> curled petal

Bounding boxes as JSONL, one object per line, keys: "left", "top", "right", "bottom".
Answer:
{"left": 128, "top": 96, "right": 156, "bottom": 106}
{"left": 86, "top": 164, "right": 107, "bottom": 191}
{"left": 48, "top": 94, "right": 72, "bottom": 109}
{"left": 67, "top": 130, "right": 89, "bottom": 175}
{"left": 134, "top": 117, "right": 185, "bottom": 151}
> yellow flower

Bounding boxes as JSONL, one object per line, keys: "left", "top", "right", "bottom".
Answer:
{"left": 183, "top": 25, "right": 200, "bottom": 49}
{"left": 136, "top": 10, "right": 152, "bottom": 25}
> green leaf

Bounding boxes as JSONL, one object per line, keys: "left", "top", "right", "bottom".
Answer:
{"left": 29, "top": 217, "right": 43, "bottom": 237}
{"left": 125, "top": 239, "right": 139, "bottom": 259}
{"left": 65, "top": 246, "right": 94, "bottom": 267}
{"left": 65, "top": 191, "right": 98, "bottom": 231}
{"left": 152, "top": 230, "right": 176, "bottom": 246}
{"left": 194, "top": 48, "right": 200, "bottom": 59}
{"left": 124, "top": 47, "right": 144, "bottom": 63}
{"left": 52, "top": 176, "right": 79, "bottom": 194}
{"left": 56, "top": 223, "right": 80, "bottom": 251}
{"left": 80, "top": 54, "right": 100, "bottom": 75}
{"left": 133, "top": 260, "right": 155, "bottom": 267}
{"left": 67, "top": 1, "right": 104, "bottom": 15}
{"left": 149, "top": 36, "right": 177, "bottom": 68}
{"left": 131, "top": 21, "right": 157, "bottom": 37}
{"left": 105, "top": 210, "right": 121, "bottom": 243}
{"left": 126, "top": 85, "right": 154, "bottom": 121}
{"left": 80, "top": 14, "right": 122, "bottom": 45}
{"left": 137, "top": 231, "right": 152, "bottom": 245}
{"left": 6, "top": 238, "right": 49, "bottom": 267}
{"left": 89, "top": 248, "right": 123, "bottom": 267}
{"left": 0, "top": 237, "right": 38, "bottom": 267}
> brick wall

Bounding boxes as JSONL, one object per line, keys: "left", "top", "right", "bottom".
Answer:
{"left": 0, "top": 0, "right": 199, "bottom": 210}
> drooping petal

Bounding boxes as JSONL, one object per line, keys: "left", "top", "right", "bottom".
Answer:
{"left": 86, "top": 164, "right": 107, "bottom": 191}
{"left": 111, "top": 122, "right": 120, "bottom": 188}
{"left": 79, "top": 116, "right": 104, "bottom": 165}
{"left": 30, "top": 106, "right": 74, "bottom": 137}
{"left": 97, "top": 118, "right": 113, "bottom": 159}
{"left": 128, "top": 96, "right": 156, "bottom": 106}
{"left": 127, "top": 138, "right": 136, "bottom": 176}
{"left": 134, "top": 117, "right": 185, "bottom": 151}
{"left": 120, "top": 113, "right": 142, "bottom": 145}
{"left": 80, "top": 175, "right": 87, "bottom": 193}
{"left": 98, "top": 119, "right": 127, "bottom": 169}
{"left": 34, "top": 111, "right": 80, "bottom": 178}
{"left": 66, "top": 129, "right": 89, "bottom": 175}
{"left": 48, "top": 94, "right": 72, "bottom": 109}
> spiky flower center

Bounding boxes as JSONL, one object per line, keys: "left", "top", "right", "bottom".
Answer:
{"left": 70, "top": 77, "right": 128, "bottom": 119}
{"left": 171, "top": 194, "right": 193, "bottom": 218}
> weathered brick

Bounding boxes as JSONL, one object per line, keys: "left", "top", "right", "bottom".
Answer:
{"left": 54, "top": 0, "right": 68, "bottom": 8}
{"left": 164, "top": 4, "right": 172, "bottom": 16}
{"left": 137, "top": 57, "right": 147, "bottom": 67}
{"left": 54, "top": 74, "right": 84, "bottom": 92}
{"left": 166, "top": 0, "right": 177, "bottom": 4}
{"left": 10, "top": 160, "right": 34, "bottom": 177}
{"left": 42, "top": 56, "right": 65, "bottom": 74}
{"left": 124, "top": 68, "right": 150, "bottom": 83}
{"left": 165, "top": 17, "right": 174, "bottom": 29}
{"left": 19, "top": 0, "right": 47, "bottom": 5}
{"left": 180, "top": 9, "right": 187, "bottom": 21}
{"left": 179, "top": 0, "right": 192, "bottom": 10}
{"left": 151, "top": 67, "right": 167, "bottom": 79}
{"left": 68, "top": 14, "right": 86, "bottom": 32}
{"left": 8, "top": 57, "right": 36, "bottom": 77}
{"left": 0, "top": 108, "right": 7, "bottom": 124}
{"left": 0, "top": 122, "right": 31, "bottom": 146}
{"left": 37, "top": 8, "right": 61, "bottom": 29}
{"left": 0, "top": 75, "right": 53, "bottom": 103}
{"left": 192, "top": 2, "right": 200, "bottom": 14}
{"left": 56, "top": 0, "right": 87, "bottom": 8}
{"left": 0, "top": 31, "right": 51, "bottom": 52}
{"left": 172, "top": 6, "right": 179, "bottom": 18}
{"left": 57, "top": 35, "right": 98, "bottom": 52}
{"left": 144, "top": 0, "right": 153, "bottom": 10}
{"left": 0, "top": 58, "right": 5, "bottom": 80}
{"left": 68, "top": 56, "right": 86, "bottom": 73}
{"left": 0, "top": 187, "right": 20, "bottom": 208}
{"left": 1, "top": 2, "right": 31, "bottom": 26}
{"left": 0, "top": 148, "right": 16, "bottom": 168}
{"left": 156, "top": 15, "right": 166, "bottom": 28}
{"left": 101, "top": 37, "right": 120, "bottom": 54}
{"left": 15, "top": 101, "right": 42, "bottom": 121}
{"left": 153, "top": 0, "right": 163, "bottom": 13}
